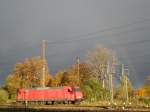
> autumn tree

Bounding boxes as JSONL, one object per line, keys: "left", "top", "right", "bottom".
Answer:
{"left": 134, "top": 76, "right": 150, "bottom": 105}
{"left": 51, "top": 71, "right": 65, "bottom": 86}
{"left": 114, "top": 75, "right": 134, "bottom": 101}
{"left": 52, "top": 63, "right": 102, "bottom": 101}
{"left": 142, "top": 75, "right": 150, "bottom": 97}
{"left": 135, "top": 88, "right": 147, "bottom": 98}
{"left": 139, "top": 76, "right": 150, "bottom": 98}
{"left": 61, "top": 71, "right": 76, "bottom": 86}
{"left": 78, "top": 63, "right": 93, "bottom": 84}
{"left": 5, "top": 75, "right": 21, "bottom": 99}
{"left": 58, "top": 63, "right": 93, "bottom": 86}
{"left": 86, "top": 45, "right": 118, "bottom": 88}
{"left": 5, "top": 57, "right": 52, "bottom": 99}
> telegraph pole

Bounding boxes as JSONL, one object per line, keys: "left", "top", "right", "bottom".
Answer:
{"left": 121, "top": 64, "right": 129, "bottom": 104}
{"left": 125, "top": 75, "right": 129, "bottom": 104}
{"left": 102, "top": 64, "right": 105, "bottom": 89}
{"left": 107, "top": 62, "right": 110, "bottom": 86}
{"left": 76, "top": 56, "right": 80, "bottom": 84}
{"left": 42, "top": 40, "right": 46, "bottom": 88}
{"left": 108, "top": 62, "right": 114, "bottom": 104}
{"left": 110, "top": 73, "right": 113, "bottom": 104}
{"left": 121, "top": 64, "right": 124, "bottom": 77}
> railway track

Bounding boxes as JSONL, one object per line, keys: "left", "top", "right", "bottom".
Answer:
{"left": 0, "top": 104, "right": 149, "bottom": 112}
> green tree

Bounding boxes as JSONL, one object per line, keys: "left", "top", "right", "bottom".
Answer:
{"left": 0, "top": 89, "right": 8, "bottom": 103}
{"left": 5, "top": 75, "right": 20, "bottom": 99}
{"left": 81, "top": 79, "right": 104, "bottom": 102}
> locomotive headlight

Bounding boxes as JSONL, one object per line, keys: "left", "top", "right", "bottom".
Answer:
{"left": 77, "top": 96, "right": 81, "bottom": 98}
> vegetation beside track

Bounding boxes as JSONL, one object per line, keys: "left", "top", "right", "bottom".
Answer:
{"left": 0, "top": 44, "right": 149, "bottom": 108}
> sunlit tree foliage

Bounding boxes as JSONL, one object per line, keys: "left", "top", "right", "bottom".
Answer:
{"left": 5, "top": 57, "right": 52, "bottom": 99}
{"left": 0, "top": 89, "right": 8, "bottom": 103}
{"left": 114, "top": 75, "right": 134, "bottom": 101}
{"left": 86, "top": 45, "right": 118, "bottom": 86}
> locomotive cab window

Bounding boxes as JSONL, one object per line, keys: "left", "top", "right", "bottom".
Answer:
{"left": 68, "top": 89, "right": 72, "bottom": 92}
{"left": 74, "top": 88, "right": 80, "bottom": 92}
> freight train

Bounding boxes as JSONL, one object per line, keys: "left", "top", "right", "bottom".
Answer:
{"left": 17, "top": 86, "right": 83, "bottom": 104}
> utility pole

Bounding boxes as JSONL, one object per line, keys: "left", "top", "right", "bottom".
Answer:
{"left": 121, "top": 64, "right": 124, "bottom": 77}
{"left": 102, "top": 64, "right": 105, "bottom": 89}
{"left": 108, "top": 62, "right": 114, "bottom": 104}
{"left": 76, "top": 56, "right": 80, "bottom": 84}
{"left": 121, "top": 64, "right": 128, "bottom": 104}
{"left": 109, "top": 73, "right": 113, "bottom": 104}
{"left": 107, "top": 62, "right": 110, "bottom": 88}
{"left": 125, "top": 75, "right": 129, "bottom": 104}
{"left": 42, "top": 40, "right": 46, "bottom": 88}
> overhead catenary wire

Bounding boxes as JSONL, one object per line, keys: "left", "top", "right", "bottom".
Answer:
{"left": 11, "top": 18, "right": 150, "bottom": 61}
{"left": 22, "top": 18, "right": 150, "bottom": 49}
{"left": 46, "top": 18, "right": 150, "bottom": 46}
{"left": 1, "top": 19, "right": 150, "bottom": 65}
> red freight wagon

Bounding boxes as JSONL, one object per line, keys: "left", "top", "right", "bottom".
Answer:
{"left": 17, "top": 86, "right": 83, "bottom": 104}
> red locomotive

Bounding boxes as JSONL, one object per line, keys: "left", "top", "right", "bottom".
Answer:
{"left": 17, "top": 86, "right": 83, "bottom": 104}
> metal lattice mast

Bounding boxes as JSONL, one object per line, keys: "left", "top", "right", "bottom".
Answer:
{"left": 121, "top": 64, "right": 129, "bottom": 104}
{"left": 76, "top": 56, "right": 80, "bottom": 84}
{"left": 42, "top": 40, "right": 46, "bottom": 88}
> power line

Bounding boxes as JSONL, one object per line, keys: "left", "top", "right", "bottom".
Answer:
{"left": 21, "top": 18, "right": 150, "bottom": 51}
{"left": 111, "top": 38, "right": 150, "bottom": 48}
{"left": 44, "top": 26, "right": 150, "bottom": 51}
{"left": 44, "top": 37, "right": 150, "bottom": 64}
{"left": 14, "top": 18, "right": 150, "bottom": 59}
{"left": 46, "top": 18, "right": 150, "bottom": 45}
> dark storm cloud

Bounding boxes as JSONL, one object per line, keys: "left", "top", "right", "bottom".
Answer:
{"left": 0, "top": 0, "right": 150, "bottom": 87}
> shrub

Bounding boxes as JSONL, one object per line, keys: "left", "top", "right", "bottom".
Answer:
{"left": 0, "top": 89, "right": 8, "bottom": 103}
{"left": 81, "top": 79, "right": 104, "bottom": 102}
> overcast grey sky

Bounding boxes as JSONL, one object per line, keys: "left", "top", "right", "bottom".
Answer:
{"left": 0, "top": 0, "right": 150, "bottom": 87}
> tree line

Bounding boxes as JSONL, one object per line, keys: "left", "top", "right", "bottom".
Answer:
{"left": 0, "top": 44, "right": 149, "bottom": 105}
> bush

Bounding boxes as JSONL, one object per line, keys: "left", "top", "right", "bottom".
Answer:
{"left": 139, "top": 97, "right": 150, "bottom": 105}
{"left": 0, "top": 89, "right": 8, "bottom": 103}
{"left": 81, "top": 79, "right": 104, "bottom": 102}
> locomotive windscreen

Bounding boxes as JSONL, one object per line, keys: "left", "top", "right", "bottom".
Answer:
{"left": 74, "top": 87, "right": 80, "bottom": 92}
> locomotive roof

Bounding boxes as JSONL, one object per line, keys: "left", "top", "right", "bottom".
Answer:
{"left": 27, "top": 86, "right": 64, "bottom": 90}
{"left": 20, "top": 86, "right": 79, "bottom": 90}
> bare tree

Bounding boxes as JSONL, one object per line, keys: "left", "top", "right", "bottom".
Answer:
{"left": 86, "top": 45, "right": 118, "bottom": 88}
